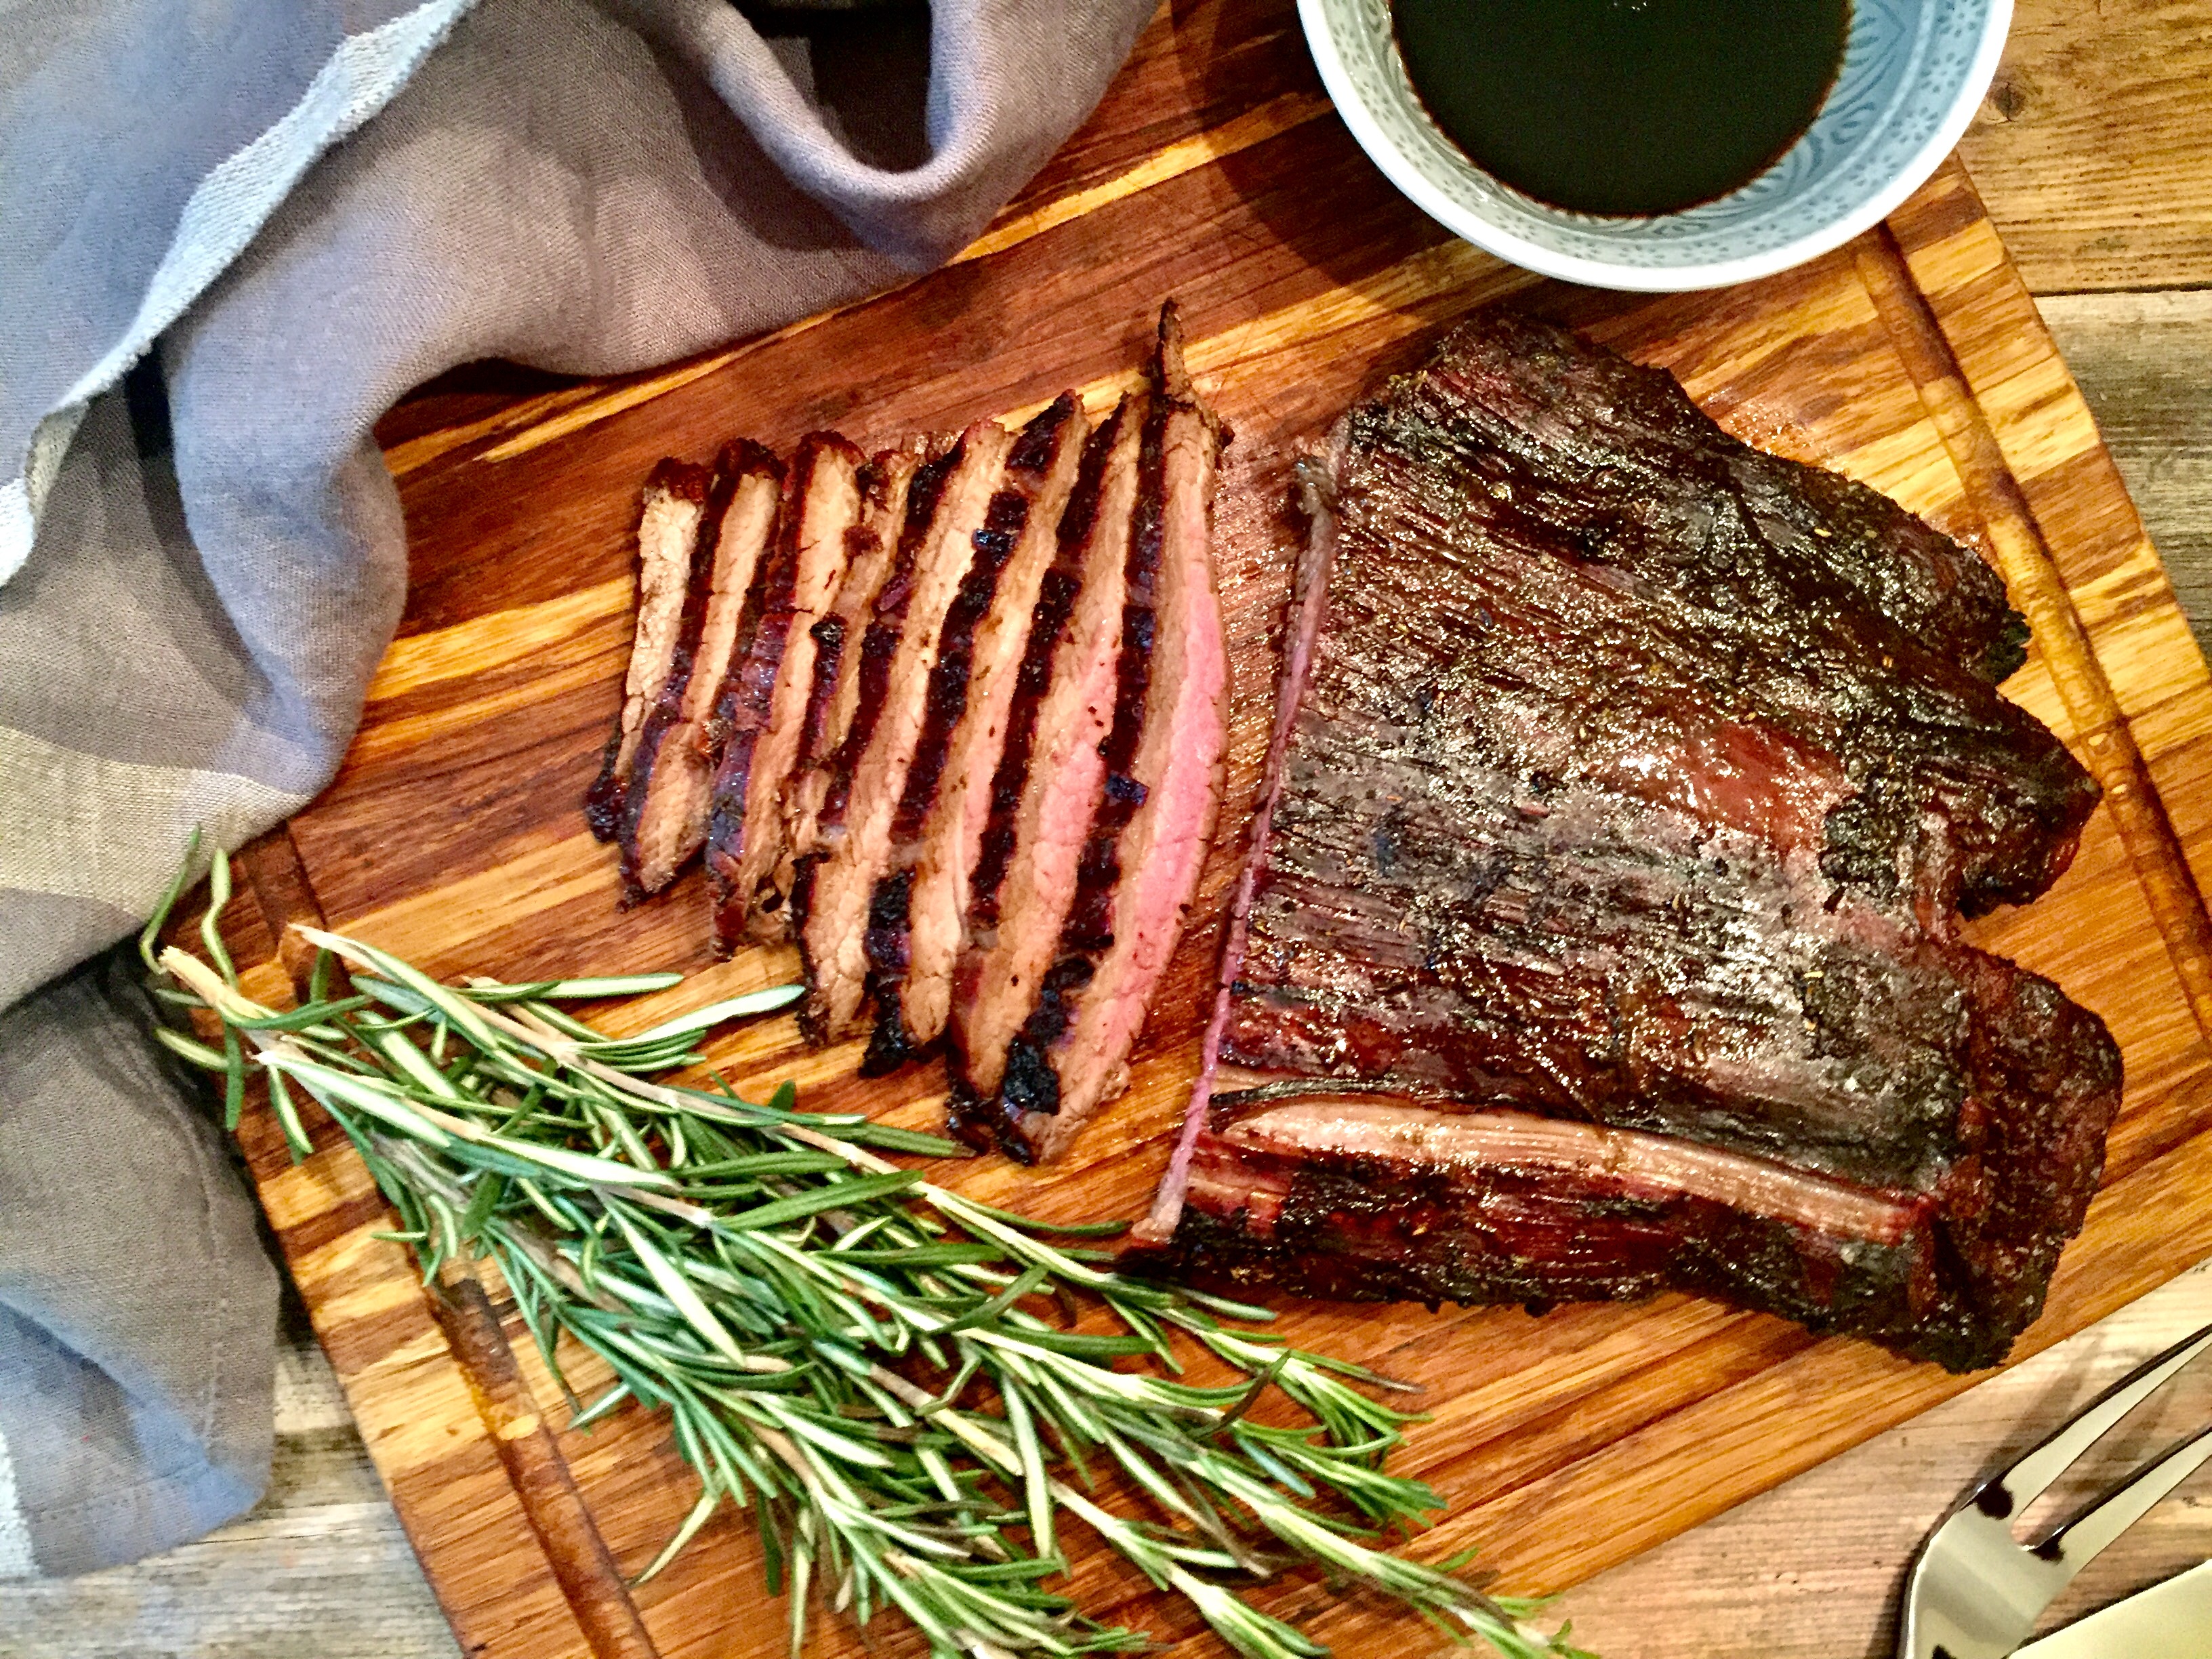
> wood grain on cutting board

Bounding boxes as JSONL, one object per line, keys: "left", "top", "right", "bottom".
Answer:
{"left": 198, "top": 7, "right": 2212, "bottom": 1652}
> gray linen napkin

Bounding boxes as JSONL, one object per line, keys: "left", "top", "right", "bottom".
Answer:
{"left": 0, "top": 0, "right": 1151, "bottom": 1576}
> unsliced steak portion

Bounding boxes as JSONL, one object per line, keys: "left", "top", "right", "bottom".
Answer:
{"left": 782, "top": 442, "right": 930, "bottom": 881}
{"left": 1142, "top": 312, "right": 2121, "bottom": 1371}
{"left": 983, "top": 307, "right": 1229, "bottom": 1162}
{"left": 707, "top": 434, "right": 865, "bottom": 951}
{"left": 1163, "top": 1086, "right": 2111, "bottom": 1372}
{"left": 949, "top": 396, "right": 1144, "bottom": 1112}
{"left": 586, "top": 460, "right": 714, "bottom": 840}
{"left": 797, "top": 418, "right": 1017, "bottom": 1043}
{"left": 864, "top": 395, "right": 1089, "bottom": 1073}
{"left": 619, "top": 443, "right": 784, "bottom": 897}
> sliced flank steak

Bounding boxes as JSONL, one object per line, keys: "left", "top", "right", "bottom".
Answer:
{"left": 947, "top": 395, "right": 1143, "bottom": 1127}
{"left": 705, "top": 433, "right": 865, "bottom": 952}
{"left": 586, "top": 459, "right": 715, "bottom": 841}
{"left": 617, "top": 443, "right": 784, "bottom": 898}
{"left": 796, "top": 417, "right": 1017, "bottom": 1044}
{"left": 863, "top": 395, "right": 1090, "bottom": 1074}
{"left": 985, "top": 306, "right": 1229, "bottom": 1162}
{"left": 781, "top": 441, "right": 931, "bottom": 880}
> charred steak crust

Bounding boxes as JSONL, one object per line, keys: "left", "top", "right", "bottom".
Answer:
{"left": 588, "top": 459, "right": 716, "bottom": 840}
{"left": 1438, "top": 312, "right": 2030, "bottom": 685}
{"left": 617, "top": 441, "right": 784, "bottom": 899}
{"left": 1151, "top": 1110, "right": 1989, "bottom": 1363}
{"left": 863, "top": 395, "right": 1086, "bottom": 1076}
{"left": 1150, "top": 311, "right": 2120, "bottom": 1371}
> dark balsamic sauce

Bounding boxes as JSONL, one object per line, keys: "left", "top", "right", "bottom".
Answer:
{"left": 1393, "top": 0, "right": 1851, "bottom": 218}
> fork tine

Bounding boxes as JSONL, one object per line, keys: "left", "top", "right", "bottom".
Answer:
{"left": 2034, "top": 1420, "right": 2212, "bottom": 1575}
{"left": 1988, "top": 1320, "right": 2212, "bottom": 1514}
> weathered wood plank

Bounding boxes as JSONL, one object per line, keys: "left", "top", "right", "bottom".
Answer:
{"left": 1960, "top": 0, "right": 2212, "bottom": 293}
{"left": 2039, "top": 291, "right": 2212, "bottom": 663}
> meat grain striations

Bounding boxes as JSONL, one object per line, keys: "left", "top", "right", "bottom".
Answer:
{"left": 587, "top": 460, "right": 717, "bottom": 842}
{"left": 797, "top": 419, "right": 1017, "bottom": 1044}
{"left": 950, "top": 398, "right": 1145, "bottom": 1115}
{"left": 619, "top": 443, "right": 785, "bottom": 899}
{"left": 1146, "top": 312, "right": 2120, "bottom": 1372}
{"left": 980, "top": 306, "right": 1229, "bottom": 1163}
{"left": 864, "top": 396, "right": 1090, "bottom": 1075}
{"left": 706, "top": 434, "right": 865, "bottom": 950}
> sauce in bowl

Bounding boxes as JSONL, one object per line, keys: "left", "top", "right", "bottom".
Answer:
{"left": 1393, "top": 0, "right": 1851, "bottom": 218}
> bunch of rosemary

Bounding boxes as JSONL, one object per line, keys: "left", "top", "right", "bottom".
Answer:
{"left": 144, "top": 848, "right": 1586, "bottom": 1659}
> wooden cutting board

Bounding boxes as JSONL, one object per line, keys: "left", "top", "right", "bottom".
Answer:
{"left": 203, "top": 3, "right": 2212, "bottom": 1655}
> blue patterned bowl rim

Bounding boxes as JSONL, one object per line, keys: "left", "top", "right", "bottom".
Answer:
{"left": 1298, "top": 0, "right": 2012, "bottom": 292}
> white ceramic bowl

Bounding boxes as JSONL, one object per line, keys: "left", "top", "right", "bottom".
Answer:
{"left": 1298, "top": 0, "right": 2012, "bottom": 291}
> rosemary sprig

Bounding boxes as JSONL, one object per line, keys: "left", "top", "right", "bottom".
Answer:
{"left": 148, "top": 848, "right": 1590, "bottom": 1659}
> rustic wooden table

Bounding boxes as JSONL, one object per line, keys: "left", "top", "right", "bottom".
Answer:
{"left": 5, "top": 3, "right": 2208, "bottom": 1655}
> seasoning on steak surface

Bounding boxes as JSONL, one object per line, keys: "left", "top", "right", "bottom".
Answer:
{"left": 619, "top": 443, "right": 783, "bottom": 899}
{"left": 1144, "top": 312, "right": 2120, "bottom": 1372}
{"left": 586, "top": 459, "right": 717, "bottom": 842}
{"left": 970, "top": 305, "right": 1229, "bottom": 1162}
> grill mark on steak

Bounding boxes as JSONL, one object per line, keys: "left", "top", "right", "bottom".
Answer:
{"left": 617, "top": 443, "right": 784, "bottom": 899}
{"left": 947, "top": 397, "right": 1143, "bottom": 1118}
{"left": 863, "top": 395, "right": 1090, "bottom": 1074}
{"left": 783, "top": 442, "right": 930, "bottom": 882}
{"left": 586, "top": 459, "right": 714, "bottom": 840}
{"left": 988, "top": 305, "right": 1229, "bottom": 1162}
{"left": 797, "top": 418, "right": 1017, "bottom": 1044}
{"left": 705, "top": 433, "right": 866, "bottom": 951}
{"left": 1145, "top": 310, "right": 2121, "bottom": 1370}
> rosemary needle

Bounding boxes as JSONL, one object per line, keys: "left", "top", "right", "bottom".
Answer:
{"left": 148, "top": 849, "right": 1591, "bottom": 1659}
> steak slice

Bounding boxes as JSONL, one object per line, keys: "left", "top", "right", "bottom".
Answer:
{"left": 796, "top": 417, "right": 1017, "bottom": 1043}
{"left": 863, "top": 394, "right": 1090, "bottom": 1073}
{"left": 706, "top": 433, "right": 865, "bottom": 951}
{"left": 782, "top": 441, "right": 930, "bottom": 881}
{"left": 586, "top": 460, "right": 714, "bottom": 840}
{"left": 949, "top": 395, "right": 1145, "bottom": 1114}
{"left": 1141, "top": 311, "right": 2121, "bottom": 1371}
{"left": 983, "top": 306, "right": 1229, "bottom": 1162}
{"left": 618, "top": 443, "right": 785, "bottom": 897}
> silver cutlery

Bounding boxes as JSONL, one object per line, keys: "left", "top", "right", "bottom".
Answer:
{"left": 1901, "top": 1319, "right": 2212, "bottom": 1658}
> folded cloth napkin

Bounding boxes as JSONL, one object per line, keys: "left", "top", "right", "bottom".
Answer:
{"left": 0, "top": 0, "right": 1151, "bottom": 1576}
